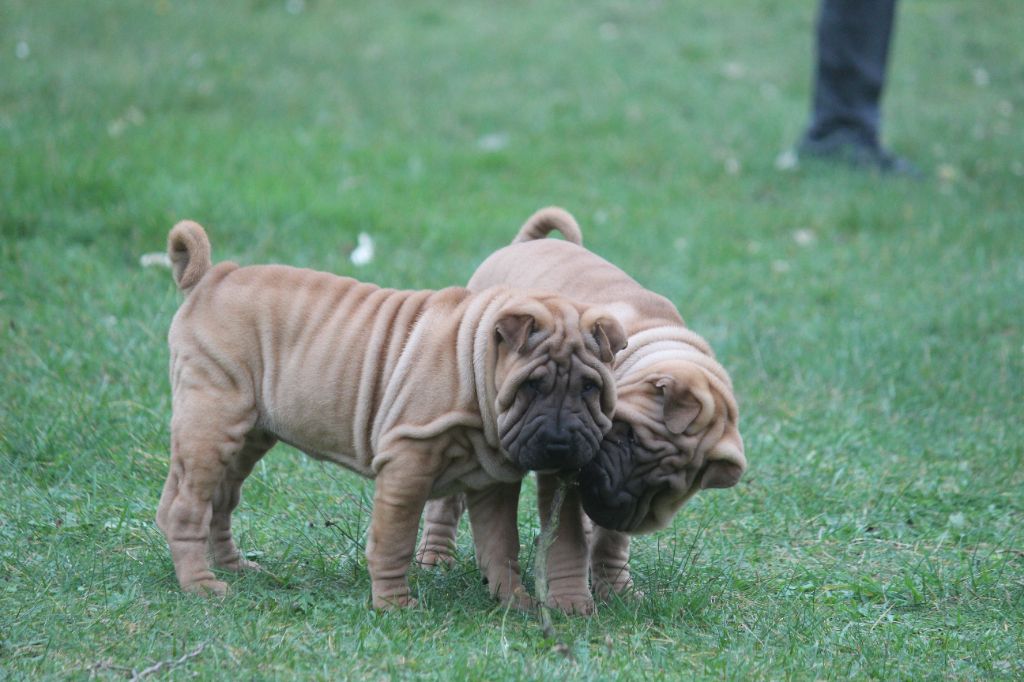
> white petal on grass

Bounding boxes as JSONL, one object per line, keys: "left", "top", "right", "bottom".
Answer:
{"left": 350, "top": 233, "right": 374, "bottom": 266}
{"left": 108, "top": 107, "right": 145, "bottom": 138}
{"left": 724, "top": 157, "right": 741, "bottom": 175}
{"left": 948, "top": 512, "right": 966, "bottom": 528}
{"left": 775, "top": 149, "right": 799, "bottom": 171}
{"left": 108, "top": 119, "right": 127, "bottom": 137}
{"left": 722, "top": 61, "right": 745, "bottom": 80}
{"left": 793, "top": 229, "right": 816, "bottom": 246}
{"left": 972, "top": 67, "right": 989, "bottom": 87}
{"left": 125, "top": 106, "right": 145, "bottom": 125}
{"left": 16, "top": 41, "right": 30, "bottom": 60}
{"left": 140, "top": 252, "right": 172, "bottom": 268}
{"left": 477, "top": 132, "right": 509, "bottom": 152}
{"left": 771, "top": 259, "right": 790, "bottom": 274}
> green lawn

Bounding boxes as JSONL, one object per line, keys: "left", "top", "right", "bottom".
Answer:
{"left": 2, "top": 0, "right": 1022, "bottom": 678}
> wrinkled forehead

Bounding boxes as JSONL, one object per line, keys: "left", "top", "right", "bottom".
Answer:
{"left": 535, "top": 298, "right": 589, "bottom": 363}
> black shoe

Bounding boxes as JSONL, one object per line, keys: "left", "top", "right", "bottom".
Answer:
{"left": 797, "top": 137, "right": 921, "bottom": 177}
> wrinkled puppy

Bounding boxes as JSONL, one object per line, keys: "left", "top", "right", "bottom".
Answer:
{"left": 418, "top": 208, "right": 746, "bottom": 614}
{"left": 157, "top": 221, "right": 625, "bottom": 609}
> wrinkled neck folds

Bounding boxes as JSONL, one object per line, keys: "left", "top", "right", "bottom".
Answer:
{"left": 614, "top": 326, "right": 723, "bottom": 384}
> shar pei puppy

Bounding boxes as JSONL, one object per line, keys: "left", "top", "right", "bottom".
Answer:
{"left": 418, "top": 208, "right": 746, "bottom": 614}
{"left": 157, "top": 220, "right": 626, "bottom": 609}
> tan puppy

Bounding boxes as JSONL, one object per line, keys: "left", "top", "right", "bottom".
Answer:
{"left": 418, "top": 208, "right": 746, "bottom": 614}
{"left": 157, "top": 220, "right": 626, "bottom": 609}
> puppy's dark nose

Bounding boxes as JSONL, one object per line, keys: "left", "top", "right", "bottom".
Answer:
{"left": 543, "top": 431, "right": 572, "bottom": 453}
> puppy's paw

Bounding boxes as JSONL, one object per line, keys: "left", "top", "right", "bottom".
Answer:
{"left": 216, "top": 556, "right": 263, "bottom": 572}
{"left": 596, "top": 585, "right": 644, "bottom": 603}
{"left": 415, "top": 548, "right": 457, "bottom": 569}
{"left": 546, "top": 592, "right": 596, "bottom": 616}
{"left": 372, "top": 593, "right": 418, "bottom": 610}
{"left": 497, "top": 585, "right": 537, "bottom": 612}
{"left": 593, "top": 577, "right": 641, "bottom": 602}
{"left": 183, "top": 578, "right": 229, "bottom": 597}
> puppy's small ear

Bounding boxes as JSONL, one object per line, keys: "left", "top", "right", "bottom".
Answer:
{"left": 495, "top": 314, "right": 535, "bottom": 353}
{"left": 653, "top": 373, "right": 715, "bottom": 435}
{"left": 585, "top": 313, "right": 627, "bottom": 363}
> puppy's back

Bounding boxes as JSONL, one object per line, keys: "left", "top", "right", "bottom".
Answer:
{"left": 469, "top": 239, "right": 683, "bottom": 333}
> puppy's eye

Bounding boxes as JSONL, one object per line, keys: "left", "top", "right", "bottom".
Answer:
{"left": 581, "top": 379, "right": 598, "bottom": 394}
{"left": 524, "top": 378, "right": 544, "bottom": 392}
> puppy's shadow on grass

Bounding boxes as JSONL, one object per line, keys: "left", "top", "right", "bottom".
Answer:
{"left": 219, "top": 561, "right": 370, "bottom": 616}
{"left": 208, "top": 549, "right": 502, "bottom": 617}
{"left": 410, "top": 557, "right": 516, "bottom": 616}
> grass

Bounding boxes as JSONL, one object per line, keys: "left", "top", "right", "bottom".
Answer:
{"left": 1, "top": 0, "right": 1022, "bottom": 678}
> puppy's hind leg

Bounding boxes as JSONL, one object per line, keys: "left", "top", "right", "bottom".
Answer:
{"left": 416, "top": 494, "right": 465, "bottom": 568}
{"left": 209, "top": 429, "right": 277, "bottom": 572}
{"left": 156, "top": 392, "right": 257, "bottom": 596}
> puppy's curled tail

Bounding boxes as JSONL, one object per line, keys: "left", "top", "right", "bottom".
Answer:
{"left": 167, "top": 220, "right": 213, "bottom": 294}
{"left": 513, "top": 206, "right": 583, "bottom": 246}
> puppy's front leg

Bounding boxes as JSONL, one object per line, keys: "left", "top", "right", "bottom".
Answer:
{"left": 537, "top": 473, "right": 594, "bottom": 615}
{"left": 366, "top": 448, "right": 441, "bottom": 609}
{"left": 590, "top": 527, "right": 639, "bottom": 601}
{"left": 466, "top": 482, "right": 534, "bottom": 611}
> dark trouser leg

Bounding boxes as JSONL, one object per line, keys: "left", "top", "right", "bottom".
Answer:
{"left": 803, "top": 0, "right": 897, "bottom": 150}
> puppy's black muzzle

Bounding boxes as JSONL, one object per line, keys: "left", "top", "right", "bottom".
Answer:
{"left": 514, "top": 424, "right": 596, "bottom": 471}
{"left": 579, "top": 420, "right": 644, "bottom": 531}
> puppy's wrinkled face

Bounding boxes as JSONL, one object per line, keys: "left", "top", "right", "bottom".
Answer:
{"left": 492, "top": 295, "right": 626, "bottom": 472}
{"left": 579, "top": 359, "right": 746, "bottom": 533}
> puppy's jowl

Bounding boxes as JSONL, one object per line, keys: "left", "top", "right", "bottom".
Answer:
{"left": 156, "top": 221, "right": 625, "bottom": 609}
